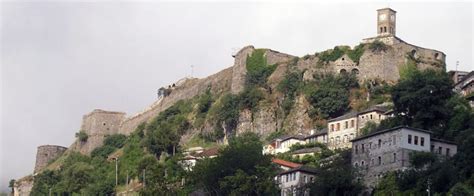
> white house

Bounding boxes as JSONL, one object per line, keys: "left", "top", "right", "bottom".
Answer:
{"left": 276, "top": 165, "right": 317, "bottom": 196}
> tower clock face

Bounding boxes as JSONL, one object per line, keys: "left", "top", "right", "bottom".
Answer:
{"left": 379, "top": 14, "right": 387, "bottom": 21}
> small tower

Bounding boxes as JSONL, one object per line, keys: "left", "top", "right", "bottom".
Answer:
{"left": 377, "top": 8, "right": 396, "bottom": 37}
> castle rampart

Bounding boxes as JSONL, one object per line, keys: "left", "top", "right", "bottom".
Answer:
{"left": 34, "top": 145, "right": 68, "bottom": 173}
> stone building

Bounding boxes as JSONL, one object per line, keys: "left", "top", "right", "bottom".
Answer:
{"left": 276, "top": 165, "right": 317, "bottom": 196}
{"left": 351, "top": 126, "right": 457, "bottom": 189}
{"left": 453, "top": 71, "right": 474, "bottom": 107}
{"left": 327, "top": 106, "right": 390, "bottom": 149}
{"left": 448, "top": 70, "right": 469, "bottom": 84}
{"left": 34, "top": 145, "right": 68, "bottom": 174}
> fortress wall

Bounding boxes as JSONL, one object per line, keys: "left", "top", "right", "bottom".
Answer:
{"left": 13, "top": 176, "right": 33, "bottom": 196}
{"left": 80, "top": 109, "right": 126, "bottom": 136}
{"left": 231, "top": 46, "right": 255, "bottom": 94}
{"left": 118, "top": 67, "right": 234, "bottom": 135}
{"left": 34, "top": 145, "right": 67, "bottom": 173}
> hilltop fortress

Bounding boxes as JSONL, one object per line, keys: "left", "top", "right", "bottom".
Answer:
{"left": 65, "top": 7, "right": 444, "bottom": 155}
{"left": 16, "top": 7, "right": 447, "bottom": 195}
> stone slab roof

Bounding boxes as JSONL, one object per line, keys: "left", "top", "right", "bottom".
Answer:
{"left": 351, "top": 126, "right": 432, "bottom": 142}
{"left": 328, "top": 111, "right": 358, "bottom": 122}
{"left": 292, "top": 147, "right": 321, "bottom": 154}
{"left": 279, "top": 165, "right": 318, "bottom": 175}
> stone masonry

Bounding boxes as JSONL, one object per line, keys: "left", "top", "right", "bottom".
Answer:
{"left": 34, "top": 145, "right": 67, "bottom": 174}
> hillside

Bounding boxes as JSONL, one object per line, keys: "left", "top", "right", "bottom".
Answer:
{"left": 14, "top": 33, "right": 464, "bottom": 195}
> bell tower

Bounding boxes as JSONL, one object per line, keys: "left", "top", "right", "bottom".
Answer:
{"left": 377, "top": 8, "right": 396, "bottom": 37}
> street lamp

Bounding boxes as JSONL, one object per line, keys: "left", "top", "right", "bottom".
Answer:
{"left": 112, "top": 157, "right": 118, "bottom": 187}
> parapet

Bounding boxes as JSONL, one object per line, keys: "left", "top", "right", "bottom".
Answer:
{"left": 34, "top": 145, "right": 68, "bottom": 173}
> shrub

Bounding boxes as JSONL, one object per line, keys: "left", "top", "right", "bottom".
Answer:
{"left": 90, "top": 145, "right": 117, "bottom": 159}
{"left": 75, "top": 131, "right": 88, "bottom": 142}
{"left": 246, "top": 49, "right": 277, "bottom": 88}
{"left": 369, "top": 40, "right": 388, "bottom": 53}
{"left": 347, "top": 44, "right": 365, "bottom": 63}
{"left": 103, "top": 134, "right": 127, "bottom": 148}
{"left": 318, "top": 46, "right": 345, "bottom": 63}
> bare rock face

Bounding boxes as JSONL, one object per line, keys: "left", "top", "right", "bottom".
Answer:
{"left": 236, "top": 109, "right": 253, "bottom": 135}
{"left": 252, "top": 102, "right": 278, "bottom": 139}
{"left": 282, "top": 95, "right": 312, "bottom": 134}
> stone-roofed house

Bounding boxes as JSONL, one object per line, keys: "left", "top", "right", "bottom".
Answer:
{"left": 291, "top": 147, "right": 321, "bottom": 159}
{"left": 272, "top": 135, "right": 306, "bottom": 154}
{"left": 276, "top": 165, "right": 317, "bottom": 196}
{"left": 328, "top": 105, "right": 390, "bottom": 149}
{"left": 304, "top": 129, "right": 328, "bottom": 144}
{"left": 453, "top": 71, "right": 474, "bottom": 107}
{"left": 351, "top": 126, "right": 457, "bottom": 189}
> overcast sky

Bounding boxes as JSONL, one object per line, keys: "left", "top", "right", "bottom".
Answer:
{"left": 0, "top": 0, "right": 472, "bottom": 192}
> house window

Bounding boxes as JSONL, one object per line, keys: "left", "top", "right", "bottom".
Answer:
{"left": 337, "top": 123, "right": 340, "bottom": 131}
{"left": 361, "top": 161, "right": 365, "bottom": 166}
{"left": 355, "top": 145, "right": 359, "bottom": 154}
{"left": 378, "top": 139, "right": 382, "bottom": 148}
{"left": 304, "top": 175, "right": 307, "bottom": 183}
{"left": 351, "top": 120, "right": 355, "bottom": 127}
{"left": 420, "top": 137, "right": 425, "bottom": 146}
{"left": 350, "top": 133, "right": 354, "bottom": 140}
{"left": 370, "top": 114, "right": 373, "bottom": 119}
{"left": 345, "top": 121, "right": 348, "bottom": 129}
{"left": 392, "top": 135, "right": 396, "bottom": 145}
{"left": 446, "top": 148, "right": 450, "bottom": 156}
{"left": 378, "top": 156, "right": 382, "bottom": 165}
{"left": 408, "top": 135, "right": 412, "bottom": 144}
{"left": 438, "top": 147, "right": 442, "bottom": 154}
{"left": 414, "top": 136, "right": 418, "bottom": 145}
{"left": 331, "top": 124, "right": 334, "bottom": 132}
{"left": 379, "top": 114, "right": 381, "bottom": 119}
{"left": 393, "top": 153, "right": 397, "bottom": 163}
{"left": 355, "top": 162, "right": 359, "bottom": 167}
{"left": 362, "top": 144, "right": 365, "bottom": 153}
{"left": 310, "top": 177, "right": 314, "bottom": 182}
{"left": 336, "top": 136, "right": 340, "bottom": 144}
{"left": 293, "top": 173, "right": 296, "bottom": 181}
{"left": 286, "top": 175, "right": 288, "bottom": 182}
{"left": 431, "top": 145, "right": 434, "bottom": 152}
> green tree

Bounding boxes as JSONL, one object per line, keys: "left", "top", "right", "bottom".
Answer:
{"left": 309, "top": 150, "right": 363, "bottom": 195}
{"left": 189, "top": 132, "right": 278, "bottom": 195}
{"left": 391, "top": 69, "right": 453, "bottom": 133}
{"left": 8, "top": 179, "right": 15, "bottom": 194}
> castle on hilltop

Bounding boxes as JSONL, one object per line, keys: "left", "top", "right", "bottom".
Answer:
{"left": 15, "top": 7, "right": 448, "bottom": 196}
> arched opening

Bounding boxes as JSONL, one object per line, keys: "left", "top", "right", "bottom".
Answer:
{"left": 411, "top": 49, "right": 417, "bottom": 58}
{"left": 351, "top": 68, "right": 359, "bottom": 75}
{"left": 340, "top": 69, "right": 347, "bottom": 74}
{"left": 384, "top": 26, "right": 387, "bottom": 32}
{"left": 380, "top": 27, "right": 383, "bottom": 33}
{"left": 434, "top": 53, "right": 440, "bottom": 60}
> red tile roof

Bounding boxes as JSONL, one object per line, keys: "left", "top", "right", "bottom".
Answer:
{"left": 272, "top": 158, "right": 302, "bottom": 168}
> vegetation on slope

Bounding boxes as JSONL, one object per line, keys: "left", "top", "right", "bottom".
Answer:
{"left": 371, "top": 69, "right": 474, "bottom": 195}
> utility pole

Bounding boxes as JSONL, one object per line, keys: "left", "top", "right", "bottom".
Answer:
{"left": 113, "top": 158, "right": 118, "bottom": 187}
{"left": 143, "top": 169, "right": 146, "bottom": 187}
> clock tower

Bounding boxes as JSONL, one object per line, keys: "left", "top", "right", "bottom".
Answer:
{"left": 377, "top": 8, "right": 396, "bottom": 36}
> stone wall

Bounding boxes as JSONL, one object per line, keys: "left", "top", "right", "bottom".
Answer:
{"left": 34, "top": 145, "right": 67, "bottom": 173}
{"left": 68, "top": 36, "right": 446, "bottom": 155}
{"left": 13, "top": 176, "right": 33, "bottom": 196}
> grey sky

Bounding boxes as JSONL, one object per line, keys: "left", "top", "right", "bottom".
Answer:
{"left": 0, "top": 1, "right": 472, "bottom": 191}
